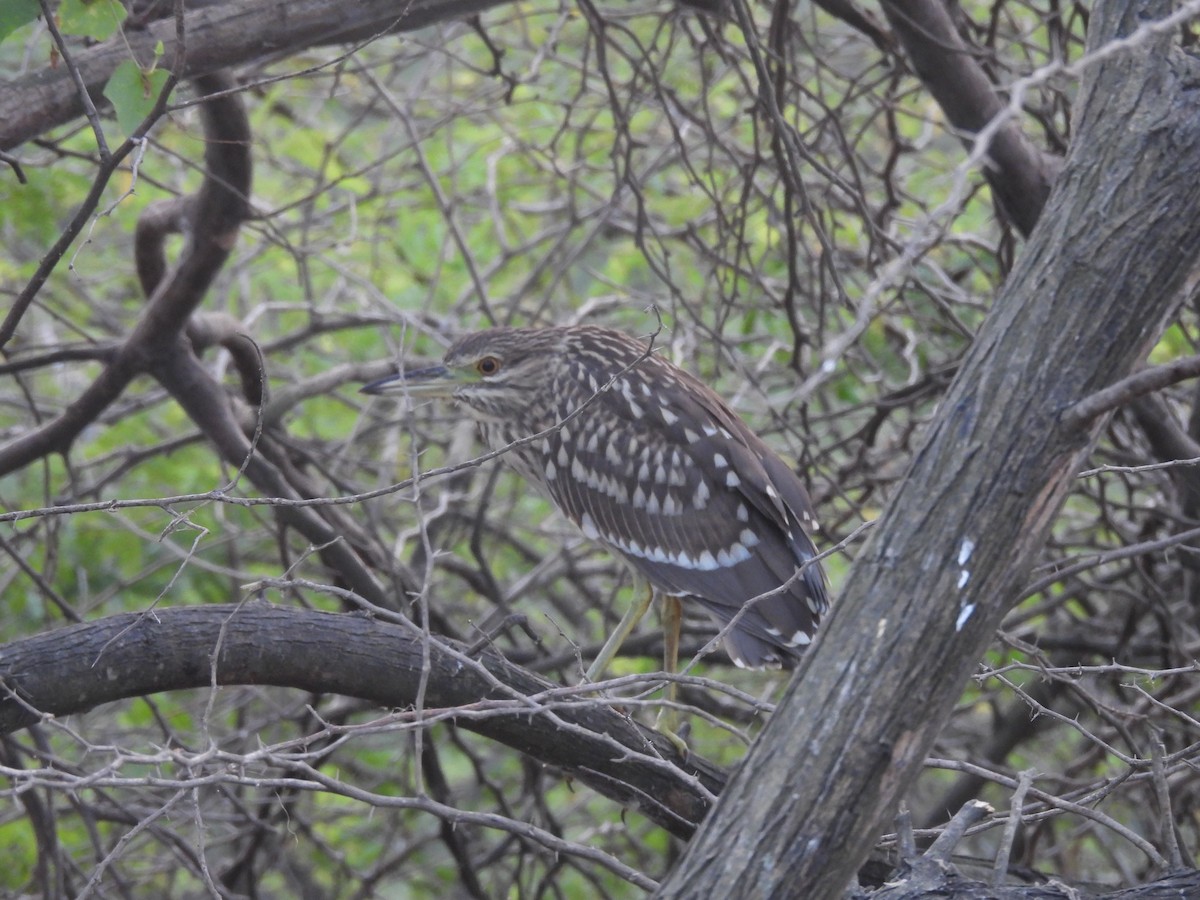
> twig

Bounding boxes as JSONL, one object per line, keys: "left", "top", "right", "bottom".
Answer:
{"left": 38, "top": 0, "right": 112, "bottom": 159}
{"left": 1065, "top": 354, "right": 1200, "bottom": 428}
{"left": 1150, "top": 733, "right": 1184, "bottom": 870}
{"left": 992, "top": 768, "right": 1034, "bottom": 886}
{"left": 926, "top": 799, "right": 992, "bottom": 863}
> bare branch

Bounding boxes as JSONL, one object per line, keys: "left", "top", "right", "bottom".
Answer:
{"left": 0, "top": 604, "right": 724, "bottom": 838}
{"left": 1065, "top": 353, "right": 1200, "bottom": 427}
{"left": 0, "top": 73, "right": 249, "bottom": 473}
{"left": 877, "top": 0, "right": 1061, "bottom": 235}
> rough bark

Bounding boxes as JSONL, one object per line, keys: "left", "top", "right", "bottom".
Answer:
{"left": 0, "top": 604, "right": 722, "bottom": 840}
{"left": 658, "top": 0, "right": 1200, "bottom": 894}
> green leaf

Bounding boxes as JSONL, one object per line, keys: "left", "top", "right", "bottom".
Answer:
{"left": 57, "top": 0, "right": 126, "bottom": 41}
{"left": 103, "top": 59, "right": 171, "bottom": 137}
{"left": 0, "top": 0, "right": 39, "bottom": 44}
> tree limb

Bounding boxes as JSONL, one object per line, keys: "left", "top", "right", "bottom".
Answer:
{"left": 0, "top": 73, "right": 250, "bottom": 473}
{"left": 1065, "top": 353, "right": 1200, "bottom": 427}
{"left": 0, "top": 0, "right": 515, "bottom": 151}
{"left": 877, "top": 0, "right": 1061, "bottom": 235}
{"left": 0, "top": 604, "right": 725, "bottom": 840}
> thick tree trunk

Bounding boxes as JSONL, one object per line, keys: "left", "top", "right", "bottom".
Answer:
{"left": 658, "top": 0, "right": 1200, "bottom": 895}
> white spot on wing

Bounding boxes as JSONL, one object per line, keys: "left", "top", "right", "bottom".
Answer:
{"left": 580, "top": 513, "right": 600, "bottom": 540}
{"left": 716, "top": 543, "right": 750, "bottom": 566}
{"left": 956, "top": 602, "right": 975, "bottom": 632}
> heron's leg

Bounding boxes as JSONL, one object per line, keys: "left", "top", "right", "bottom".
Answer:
{"left": 585, "top": 572, "right": 654, "bottom": 682}
{"left": 658, "top": 594, "right": 682, "bottom": 732}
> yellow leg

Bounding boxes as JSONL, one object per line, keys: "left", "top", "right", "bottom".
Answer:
{"left": 585, "top": 576, "right": 688, "bottom": 756}
{"left": 661, "top": 594, "right": 681, "bottom": 706}
{"left": 658, "top": 595, "right": 685, "bottom": 742}
{"left": 586, "top": 573, "right": 654, "bottom": 682}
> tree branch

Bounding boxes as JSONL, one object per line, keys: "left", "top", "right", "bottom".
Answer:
{"left": 0, "top": 73, "right": 250, "bottom": 474}
{"left": 0, "top": 0, "right": 515, "bottom": 151}
{"left": 877, "top": 0, "right": 1061, "bottom": 236}
{"left": 1065, "top": 353, "right": 1200, "bottom": 427}
{"left": 0, "top": 604, "right": 723, "bottom": 839}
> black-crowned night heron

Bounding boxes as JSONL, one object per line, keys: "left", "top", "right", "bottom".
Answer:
{"left": 363, "top": 325, "right": 829, "bottom": 686}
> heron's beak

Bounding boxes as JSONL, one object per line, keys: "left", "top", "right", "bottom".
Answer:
{"left": 360, "top": 365, "right": 459, "bottom": 398}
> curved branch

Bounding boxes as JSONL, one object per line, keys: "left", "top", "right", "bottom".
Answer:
{"left": 151, "top": 347, "right": 404, "bottom": 612}
{"left": 0, "top": 604, "right": 724, "bottom": 839}
{"left": 0, "top": 73, "right": 250, "bottom": 476}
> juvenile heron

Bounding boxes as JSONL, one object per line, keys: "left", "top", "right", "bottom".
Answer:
{"left": 363, "top": 325, "right": 829, "bottom": 683}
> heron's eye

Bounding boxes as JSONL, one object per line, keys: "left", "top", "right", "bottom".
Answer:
{"left": 476, "top": 356, "right": 501, "bottom": 376}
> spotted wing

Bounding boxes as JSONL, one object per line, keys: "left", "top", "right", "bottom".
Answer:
{"left": 539, "top": 352, "right": 828, "bottom": 668}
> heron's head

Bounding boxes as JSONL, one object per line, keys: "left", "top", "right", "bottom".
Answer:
{"left": 361, "top": 327, "right": 567, "bottom": 421}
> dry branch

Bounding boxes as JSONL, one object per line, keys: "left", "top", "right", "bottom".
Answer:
{"left": 0, "top": 603, "right": 724, "bottom": 839}
{"left": 0, "top": 73, "right": 250, "bottom": 472}
{"left": 0, "top": 0, "right": 514, "bottom": 151}
{"left": 877, "top": 0, "right": 1061, "bottom": 235}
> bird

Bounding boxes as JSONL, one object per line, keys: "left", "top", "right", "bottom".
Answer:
{"left": 362, "top": 324, "right": 829, "bottom": 686}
